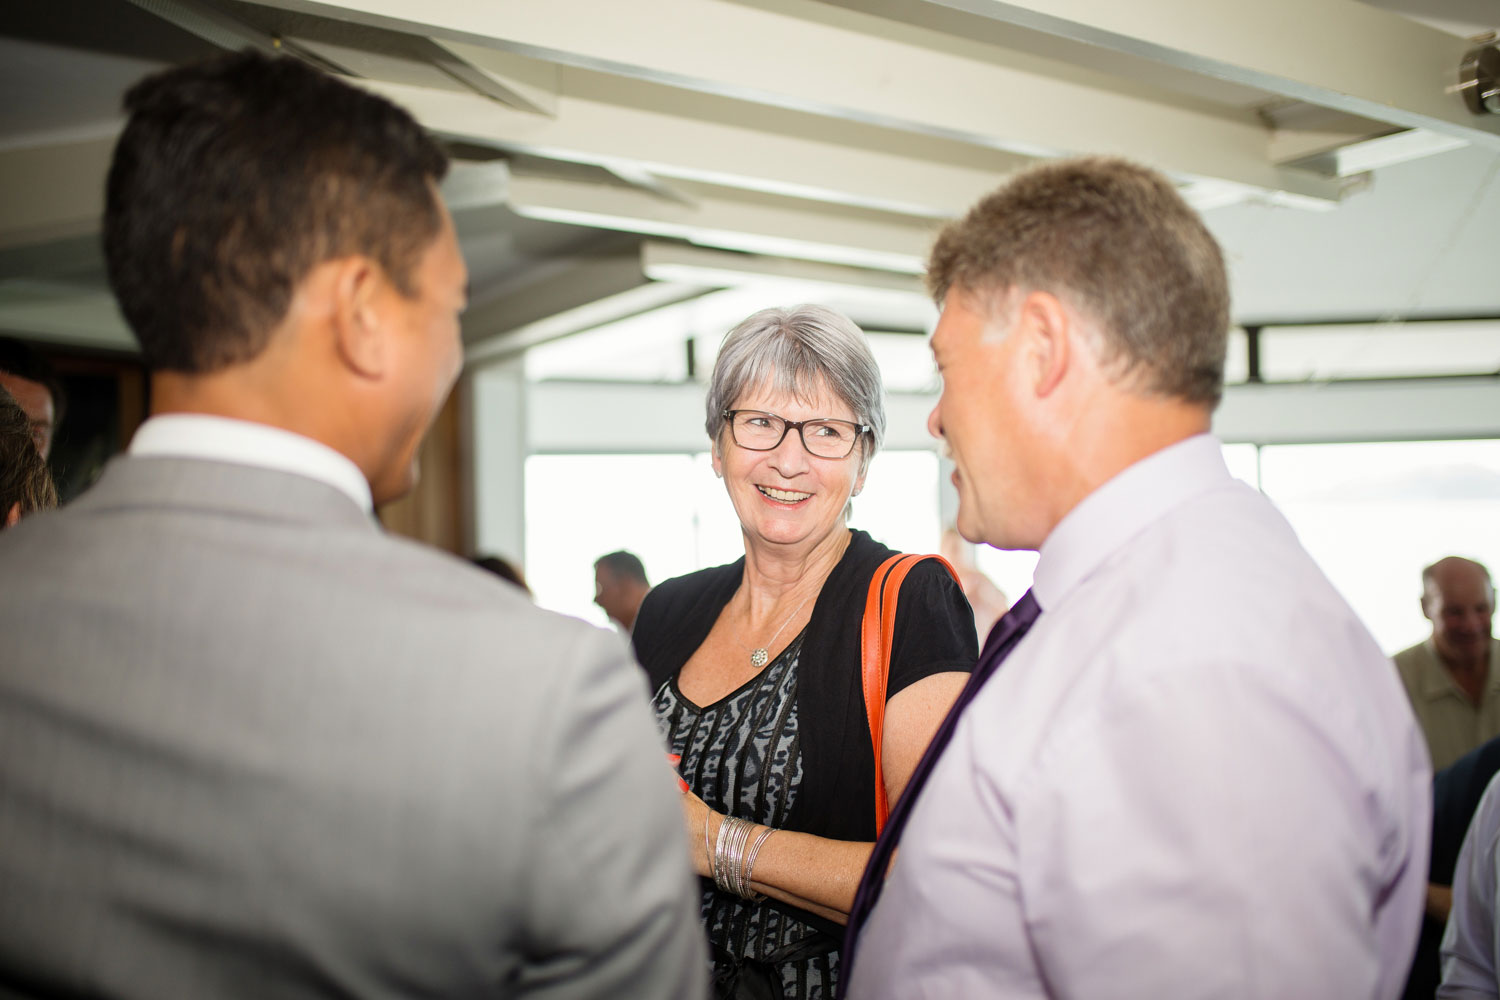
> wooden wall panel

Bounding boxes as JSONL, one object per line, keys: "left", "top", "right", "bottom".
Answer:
{"left": 377, "top": 383, "right": 469, "bottom": 556}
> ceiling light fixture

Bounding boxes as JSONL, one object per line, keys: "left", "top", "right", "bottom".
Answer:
{"left": 1459, "top": 44, "right": 1500, "bottom": 115}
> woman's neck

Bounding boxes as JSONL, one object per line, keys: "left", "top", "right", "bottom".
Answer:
{"left": 738, "top": 526, "right": 852, "bottom": 622}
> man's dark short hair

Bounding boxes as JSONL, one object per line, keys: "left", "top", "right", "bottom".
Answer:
{"left": 104, "top": 50, "right": 449, "bottom": 373}
{"left": 0, "top": 337, "right": 65, "bottom": 424}
{"left": 595, "top": 550, "right": 648, "bottom": 586}
{"left": 927, "top": 157, "right": 1230, "bottom": 408}
{"left": 472, "top": 555, "right": 530, "bottom": 595}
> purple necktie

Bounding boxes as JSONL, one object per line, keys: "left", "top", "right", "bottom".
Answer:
{"left": 840, "top": 589, "right": 1041, "bottom": 991}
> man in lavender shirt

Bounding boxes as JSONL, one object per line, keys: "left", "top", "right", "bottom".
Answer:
{"left": 843, "top": 158, "right": 1431, "bottom": 998}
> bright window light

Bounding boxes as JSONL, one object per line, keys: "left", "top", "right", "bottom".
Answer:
{"left": 524, "top": 454, "right": 709, "bottom": 629}
{"left": 971, "top": 441, "right": 1263, "bottom": 603}
{"left": 1259, "top": 439, "right": 1500, "bottom": 654}
{"left": 1260, "top": 320, "right": 1500, "bottom": 381}
{"left": 1221, "top": 442, "right": 1260, "bottom": 489}
{"left": 972, "top": 546, "right": 1041, "bottom": 611}
{"left": 525, "top": 449, "right": 944, "bottom": 626}
{"left": 522, "top": 439, "right": 1500, "bottom": 660}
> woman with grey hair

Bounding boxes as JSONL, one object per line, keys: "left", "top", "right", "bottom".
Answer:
{"left": 632, "top": 305, "right": 977, "bottom": 998}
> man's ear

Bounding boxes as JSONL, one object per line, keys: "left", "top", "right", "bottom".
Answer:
{"left": 1420, "top": 594, "right": 1435, "bottom": 623}
{"left": 330, "top": 256, "right": 389, "bottom": 380}
{"left": 4, "top": 502, "right": 20, "bottom": 528}
{"left": 1016, "top": 290, "right": 1071, "bottom": 398}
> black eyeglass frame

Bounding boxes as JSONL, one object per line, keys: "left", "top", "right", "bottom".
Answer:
{"left": 721, "top": 409, "right": 872, "bottom": 459}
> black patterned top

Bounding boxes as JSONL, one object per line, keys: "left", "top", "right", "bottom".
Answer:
{"left": 654, "top": 632, "right": 840, "bottom": 998}
{"left": 634, "top": 531, "right": 979, "bottom": 997}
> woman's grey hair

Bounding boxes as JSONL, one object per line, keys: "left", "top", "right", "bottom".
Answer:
{"left": 705, "top": 304, "right": 886, "bottom": 471}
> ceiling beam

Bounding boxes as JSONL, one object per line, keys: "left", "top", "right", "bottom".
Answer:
{"left": 505, "top": 171, "right": 937, "bottom": 273}
{"left": 124, "top": 0, "right": 351, "bottom": 74}
{"left": 526, "top": 375, "right": 1500, "bottom": 451}
{"left": 0, "top": 137, "right": 112, "bottom": 252}
{"left": 1215, "top": 377, "right": 1500, "bottom": 443}
{"left": 440, "top": 158, "right": 511, "bottom": 212}
{"left": 355, "top": 76, "right": 1033, "bottom": 219}
{"left": 245, "top": 0, "right": 1344, "bottom": 203}
{"left": 641, "top": 242, "right": 927, "bottom": 298}
{"left": 886, "top": 0, "right": 1500, "bottom": 149}
{"left": 0, "top": 235, "right": 104, "bottom": 282}
{"left": 0, "top": 280, "right": 135, "bottom": 351}
{"left": 462, "top": 246, "right": 715, "bottom": 362}
{"left": 429, "top": 39, "right": 560, "bottom": 116}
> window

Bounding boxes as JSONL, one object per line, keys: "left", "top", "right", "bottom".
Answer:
{"left": 524, "top": 449, "right": 943, "bottom": 625}
{"left": 972, "top": 442, "right": 1263, "bottom": 606}
{"left": 524, "top": 454, "right": 708, "bottom": 628}
{"left": 523, "top": 438, "right": 1500, "bottom": 658}
{"left": 1258, "top": 440, "right": 1500, "bottom": 654}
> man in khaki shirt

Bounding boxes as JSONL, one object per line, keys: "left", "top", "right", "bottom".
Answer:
{"left": 1392, "top": 557, "right": 1498, "bottom": 990}
{"left": 1393, "top": 556, "right": 1500, "bottom": 772}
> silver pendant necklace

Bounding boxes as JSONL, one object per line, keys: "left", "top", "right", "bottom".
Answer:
{"left": 738, "top": 532, "right": 850, "bottom": 668}
{"left": 743, "top": 592, "right": 813, "bottom": 668}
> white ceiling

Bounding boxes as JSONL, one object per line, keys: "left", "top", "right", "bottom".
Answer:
{"left": 0, "top": 0, "right": 1497, "bottom": 372}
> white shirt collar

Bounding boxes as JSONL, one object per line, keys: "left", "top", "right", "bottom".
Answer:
{"left": 1032, "top": 434, "right": 1232, "bottom": 612}
{"left": 128, "top": 415, "right": 374, "bottom": 513}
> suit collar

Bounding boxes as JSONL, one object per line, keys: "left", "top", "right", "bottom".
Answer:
{"left": 72, "top": 455, "right": 381, "bottom": 534}
{"left": 129, "top": 415, "right": 373, "bottom": 513}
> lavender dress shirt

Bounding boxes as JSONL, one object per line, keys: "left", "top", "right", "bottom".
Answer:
{"left": 846, "top": 434, "right": 1431, "bottom": 1000}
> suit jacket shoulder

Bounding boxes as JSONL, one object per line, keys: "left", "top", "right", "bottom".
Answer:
{"left": 0, "top": 456, "right": 707, "bottom": 999}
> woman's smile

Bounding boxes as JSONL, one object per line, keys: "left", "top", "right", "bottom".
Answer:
{"left": 755, "top": 485, "right": 814, "bottom": 505}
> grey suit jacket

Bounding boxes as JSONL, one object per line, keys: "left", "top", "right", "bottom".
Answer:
{"left": 0, "top": 456, "right": 707, "bottom": 999}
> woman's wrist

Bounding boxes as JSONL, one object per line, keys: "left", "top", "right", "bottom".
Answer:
{"left": 742, "top": 823, "right": 774, "bottom": 890}
{"left": 709, "top": 812, "right": 774, "bottom": 899}
{"left": 701, "top": 808, "right": 722, "bottom": 877}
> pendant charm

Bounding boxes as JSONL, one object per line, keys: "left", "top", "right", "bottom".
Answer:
{"left": 749, "top": 648, "right": 769, "bottom": 668}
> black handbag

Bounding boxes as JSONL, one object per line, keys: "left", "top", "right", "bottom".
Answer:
{"left": 710, "top": 935, "right": 840, "bottom": 1000}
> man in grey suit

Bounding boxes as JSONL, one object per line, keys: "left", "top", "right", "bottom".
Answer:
{"left": 0, "top": 52, "right": 706, "bottom": 999}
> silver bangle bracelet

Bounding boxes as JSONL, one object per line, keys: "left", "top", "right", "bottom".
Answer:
{"left": 731, "top": 819, "right": 755, "bottom": 898}
{"left": 703, "top": 808, "right": 715, "bottom": 876}
{"left": 713, "top": 812, "right": 735, "bottom": 894}
{"left": 710, "top": 814, "right": 769, "bottom": 901}
{"left": 742, "top": 825, "right": 774, "bottom": 897}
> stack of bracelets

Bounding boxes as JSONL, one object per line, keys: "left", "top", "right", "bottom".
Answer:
{"left": 705, "top": 813, "right": 775, "bottom": 900}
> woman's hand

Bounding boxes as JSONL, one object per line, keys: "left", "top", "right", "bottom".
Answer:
{"left": 677, "top": 778, "right": 873, "bottom": 922}
{"left": 666, "top": 753, "right": 689, "bottom": 793}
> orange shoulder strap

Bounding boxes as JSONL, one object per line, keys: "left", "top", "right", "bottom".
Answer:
{"left": 860, "top": 552, "right": 960, "bottom": 836}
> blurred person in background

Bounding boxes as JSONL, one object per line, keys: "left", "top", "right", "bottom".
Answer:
{"left": 1395, "top": 557, "right": 1499, "bottom": 773}
{"left": 0, "top": 385, "right": 57, "bottom": 527}
{"left": 1395, "top": 557, "right": 1499, "bottom": 999}
{"left": 939, "top": 527, "right": 1009, "bottom": 644}
{"left": 0, "top": 335, "right": 64, "bottom": 460}
{"left": 594, "top": 549, "right": 650, "bottom": 632}
{"left": 1438, "top": 770, "right": 1500, "bottom": 997}
{"left": 472, "top": 553, "right": 531, "bottom": 596}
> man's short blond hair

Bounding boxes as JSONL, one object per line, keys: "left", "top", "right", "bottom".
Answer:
{"left": 927, "top": 157, "right": 1230, "bottom": 407}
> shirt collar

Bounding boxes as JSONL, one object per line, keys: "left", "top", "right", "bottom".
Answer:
{"left": 128, "top": 415, "right": 373, "bottom": 513}
{"left": 1417, "top": 637, "right": 1500, "bottom": 702}
{"left": 1032, "top": 434, "right": 1233, "bottom": 612}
